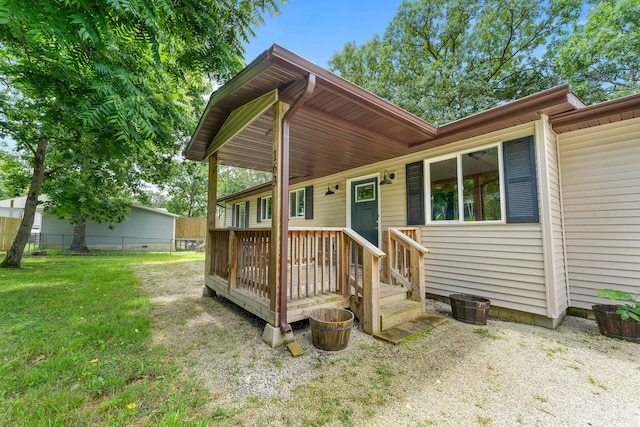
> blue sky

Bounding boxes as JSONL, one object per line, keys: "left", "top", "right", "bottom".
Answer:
{"left": 242, "top": 0, "right": 404, "bottom": 67}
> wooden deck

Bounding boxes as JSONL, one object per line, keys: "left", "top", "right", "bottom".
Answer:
{"left": 205, "top": 226, "right": 429, "bottom": 337}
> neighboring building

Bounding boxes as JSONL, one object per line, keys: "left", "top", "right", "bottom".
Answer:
{"left": 185, "top": 44, "right": 640, "bottom": 345}
{"left": 41, "top": 204, "right": 179, "bottom": 251}
{"left": 0, "top": 196, "right": 44, "bottom": 233}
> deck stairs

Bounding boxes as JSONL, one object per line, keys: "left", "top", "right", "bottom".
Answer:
{"left": 379, "top": 283, "right": 424, "bottom": 331}
{"left": 350, "top": 281, "right": 424, "bottom": 333}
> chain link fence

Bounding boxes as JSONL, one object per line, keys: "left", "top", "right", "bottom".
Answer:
{"left": 21, "top": 233, "right": 205, "bottom": 255}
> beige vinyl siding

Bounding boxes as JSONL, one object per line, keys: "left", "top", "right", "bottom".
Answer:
{"left": 559, "top": 117, "right": 640, "bottom": 309}
{"left": 423, "top": 224, "right": 547, "bottom": 315}
{"left": 404, "top": 123, "right": 551, "bottom": 315}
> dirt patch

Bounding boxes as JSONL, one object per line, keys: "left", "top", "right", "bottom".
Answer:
{"left": 135, "top": 260, "right": 640, "bottom": 426}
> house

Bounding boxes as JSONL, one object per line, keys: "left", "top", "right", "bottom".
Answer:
{"left": 40, "top": 204, "right": 179, "bottom": 251}
{"left": 184, "top": 44, "right": 640, "bottom": 347}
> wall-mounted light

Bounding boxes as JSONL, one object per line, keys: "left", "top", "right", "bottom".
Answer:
{"left": 380, "top": 170, "right": 396, "bottom": 185}
{"left": 325, "top": 184, "right": 339, "bottom": 195}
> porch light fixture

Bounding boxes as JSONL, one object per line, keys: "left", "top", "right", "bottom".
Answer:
{"left": 380, "top": 170, "right": 395, "bottom": 185}
{"left": 325, "top": 184, "right": 339, "bottom": 195}
{"left": 467, "top": 150, "right": 486, "bottom": 160}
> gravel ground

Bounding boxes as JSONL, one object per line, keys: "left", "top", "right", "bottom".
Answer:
{"left": 135, "top": 259, "right": 640, "bottom": 427}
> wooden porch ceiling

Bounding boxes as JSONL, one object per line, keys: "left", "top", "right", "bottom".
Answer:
{"left": 184, "top": 44, "right": 585, "bottom": 180}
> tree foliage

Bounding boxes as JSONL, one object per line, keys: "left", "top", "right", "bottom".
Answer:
{"left": 163, "top": 160, "right": 209, "bottom": 218}
{"left": 151, "top": 162, "right": 271, "bottom": 219}
{"left": 329, "top": 0, "right": 582, "bottom": 125}
{"left": 554, "top": 0, "right": 640, "bottom": 103}
{"left": 0, "top": 0, "right": 280, "bottom": 266}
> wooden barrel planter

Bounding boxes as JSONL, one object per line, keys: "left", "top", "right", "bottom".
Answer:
{"left": 449, "top": 294, "right": 491, "bottom": 325}
{"left": 592, "top": 304, "right": 640, "bottom": 344}
{"left": 310, "top": 308, "right": 354, "bottom": 351}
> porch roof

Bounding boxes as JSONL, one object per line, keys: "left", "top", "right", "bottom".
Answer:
{"left": 185, "top": 44, "right": 582, "bottom": 181}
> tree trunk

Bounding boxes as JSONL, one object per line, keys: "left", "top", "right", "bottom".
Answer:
{"left": 69, "top": 220, "right": 89, "bottom": 253}
{"left": 0, "top": 139, "right": 48, "bottom": 268}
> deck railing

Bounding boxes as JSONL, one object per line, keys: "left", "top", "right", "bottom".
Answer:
{"left": 209, "top": 229, "right": 231, "bottom": 279}
{"left": 382, "top": 228, "right": 429, "bottom": 303}
{"left": 208, "top": 227, "right": 388, "bottom": 332}
{"left": 210, "top": 227, "right": 361, "bottom": 302}
{"left": 236, "top": 229, "right": 271, "bottom": 297}
{"left": 287, "top": 228, "right": 344, "bottom": 300}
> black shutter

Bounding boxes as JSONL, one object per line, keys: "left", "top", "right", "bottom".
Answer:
{"left": 406, "top": 161, "right": 425, "bottom": 225}
{"left": 305, "top": 186, "right": 314, "bottom": 219}
{"left": 503, "top": 136, "right": 539, "bottom": 223}
{"left": 244, "top": 201, "right": 250, "bottom": 227}
{"left": 257, "top": 197, "right": 262, "bottom": 223}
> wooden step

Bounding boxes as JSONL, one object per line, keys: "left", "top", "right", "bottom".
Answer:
{"left": 380, "top": 282, "right": 409, "bottom": 304}
{"left": 380, "top": 299, "right": 424, "bottom": 331}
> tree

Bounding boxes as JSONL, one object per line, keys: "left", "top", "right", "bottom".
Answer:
{"left": 0, "top": 0, "right": 280, "bottom": 267}
{"left": 329, "top": 0, "right": 581, "bottom": 125}
{"left": 155, "top": 162, "right": 271, "bottom": 220}
{"left": 164, "top": 160, "right": 209, "bottom": 218}
{"left": 0, "top": 145, "right": 30, "bottom": 199}
{"left": 217, "top": 166, "right": 272, "bottom": 199}
{"left": 554, "top": 0, "right": 640, "bottom": 103}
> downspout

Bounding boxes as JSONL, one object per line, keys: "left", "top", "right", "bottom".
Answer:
{"left": 279, "top": 73, "right": 316, "bottom": 333}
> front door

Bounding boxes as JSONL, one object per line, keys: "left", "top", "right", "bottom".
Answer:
{"left": 350, "top": 177, "right": 379, "bottom": 247}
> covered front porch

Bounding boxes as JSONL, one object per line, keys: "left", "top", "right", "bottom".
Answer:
{"left": 186, "top": 45, "right": 440, "bottom": 346}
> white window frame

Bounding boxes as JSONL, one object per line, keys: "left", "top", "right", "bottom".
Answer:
{"left": 260, "top": 196, "right": 272, "bottom": 221}
{"left": 354, "top": 182, "right": 376, "bottom": 203}
{"left": 233, "top": 202, "right": 247, "bottom": 228}
{"left": 425, "top": 143, "right": 506, "bottom": 225}
{"left": 289, "top": 188, "right": 305, "bottom": 218}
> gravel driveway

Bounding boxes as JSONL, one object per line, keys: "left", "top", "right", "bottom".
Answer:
{"left": 136, "top": 259, "right": 640, "bottom": 426}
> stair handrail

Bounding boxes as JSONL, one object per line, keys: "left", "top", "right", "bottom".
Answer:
{"left": 341, "top": 227, "right": 385, "bottom": 334}
{"left": 388, "top": 228, "right": 430, "bottom": 254}
{"left": 387, "top": 228, "right": 429, "bottom": 304}
{"left": 342, "top": 228, "right": 387, "bottom": 259}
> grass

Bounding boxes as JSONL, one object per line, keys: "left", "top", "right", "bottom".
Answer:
{"left": 0, "top": 252, "right": 213, "bottom": 426}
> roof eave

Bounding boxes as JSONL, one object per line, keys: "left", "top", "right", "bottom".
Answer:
{"left": 183, "top": 48, "right": 276, "bottom": 161}
{"left": 550, "top": 92, "right": 640, "bottom": 133}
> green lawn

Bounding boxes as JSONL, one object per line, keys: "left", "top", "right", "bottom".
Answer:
{"left": 0, "top": 253, "right": 211, "bottom": 426}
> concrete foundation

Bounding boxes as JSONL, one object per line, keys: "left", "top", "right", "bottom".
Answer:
{"left": 262, "top": 324, "right": 294, "bottom": 348}
{"left": 427, "top": 293, "right": 566, "bottom": 329}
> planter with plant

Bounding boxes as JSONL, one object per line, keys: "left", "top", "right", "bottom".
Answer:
{"left": 592, "top": 288, "right": 640, "bottom": 344}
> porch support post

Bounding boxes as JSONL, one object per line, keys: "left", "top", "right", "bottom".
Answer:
{"left": 362, "top": 254, "right": 381, "bottom": 334}
{"left": 203, "top": 153, "right": 218, "bottom": 297}
{"left": 269, "top": 101, "right": 290, "bottom": 330}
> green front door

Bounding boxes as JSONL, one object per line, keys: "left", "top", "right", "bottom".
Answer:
{"left": 350, "top": 177, "right": 379, "bottom": 247}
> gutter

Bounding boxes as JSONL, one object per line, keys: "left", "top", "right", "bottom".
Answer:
{"left": 278, "top": 73, "right": 316, "bottom": 333}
